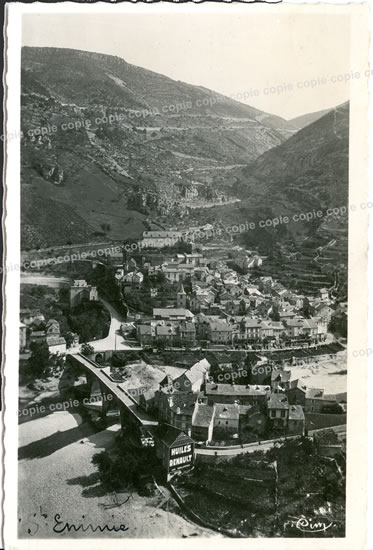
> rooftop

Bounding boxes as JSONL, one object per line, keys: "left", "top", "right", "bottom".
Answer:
{"left": 305, "top": 388, "right": 325, "bottom": 399}
{"left": 169, "top": 392, "right": 198, "bottom": 415}
{"left": 157, "top": 424, "right": 193, "bottom": 448}
{"left": 288, "top": 405, "right": 305, "bottom": 421}
{"left": 193, "top": 403, "right": 215, "bottom": 427}
{"left": 153, "top": 308, "right": 194, "bottom": 318}
{"left": 267, "top": 393, "right": 289, "bottom": 409}
{"left": 46, "top": 336, "right": 66, "bottom": 346}
{"left": 206, "top": 383, "right": 271, "bottom": 397}
{"left": 214, "top": 403, "right": 240, "bottom": 421}
{"left": 209, "top": 322, "right": 232, "bottom": 332}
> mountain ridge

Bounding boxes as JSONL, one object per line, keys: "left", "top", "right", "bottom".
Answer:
{"left": 21, "top": 46, "right": 343, "bottom": 251}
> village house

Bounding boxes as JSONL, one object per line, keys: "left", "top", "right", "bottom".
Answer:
{"left": 160, "top": 262, "right": 195, "bottom": 282}
{"left": 284, "top": 319, "right": 305, "bottom": 338}
{"left": 207, "top": 321, "right": 233, "bottom": 344}
{"left": 278, "top": 310, "right": 297, "bottom": 321}
{"left": 155, "top": 324, "right": 178, "bottom": 344}
{"left": 266, "top": 393, "right": 290, "bottom": 429}
{"left": 46, "top": 335, "right": 67, "bottom": 355}
{"left": 178, "top": 321, "right": 196, "bottom": 345}
{"left": 194, "top": 313, "right": 211, "bottom": 340}
{"left": 213, "top": 403, "right": 240, "bottom": 440}
{"left": 319, "top": 288, "right": 329, "bottom": 302}
{"left": 313, "top": 303, "right": 334, "bottom": 323}
{"left": 302, "top": 318, "right": 318, "bottom": 338}
{"left": 224, "top": 299, "right": 247, "bottom": 316}
{"left": 242, "top": 318, "right": 262, "bottom": 340}
{"left": 139, "top": 389, "right": 157, "bottom": 413}
{"left": 305, "top": 387, "right": 328, "bottom": 413}
{"left": 182, "top": 253, "right": 208, "bottom": 268}
{"left": 173, "top": 359, "right": 210, "bottom": 393}
{"left": 270, "top": 321, "right": 286, "bottom": 342}
{"left": 153, "top": 308, "right": 194, "bottom": 322}
{"left": 136, "top": 324, "right": 155, "bottom": 346}
{"left": 287, "top": 405, "right": 305, "bottom": 435}
{"left": 312, "top": 316, "right": 328, "bottom": 337}
{"left": 191, "top": 402, "right": 215, "bottom": 442}
{"left": 189, "top": 286, "right": 216, "bottom": 313}
{"left": 240, "top": 404, "right": 267, "bottom": 436}
{"left": 29, "top": 318, "right": 66, "bottom": 354}
{"left": 287, "top": 379, "right": 308, "bottom": 406}
{"left": 260, "top": 320, "right": 273, "bottom": 339}
{"left": 46, "top": 319, "right": 60, "bottom": 335}
{"left": 30, "top": 330, "right": 47, "bottom": 345}
{"left": 287, "top": 294, "right": 305, "bottom": 309}
{"left": 271, "top": 366, "right": 291, "bottom": 392}
{"left": 287, "top": 381, "right": 339, "bottom": 413}
{"left": 121, "top": 271, "right": 144, "bottom": 288}
{"left": 157, "top": 391, "right": 198, "bottom": 434}
{"left": 141, "top": 230, "right": 183, "bottom": 248}
{"left": 20, "top": 308, "right": 45, "bottom": 327}
{"left": 205, "top": 383, "right": 271, "bottom": 407}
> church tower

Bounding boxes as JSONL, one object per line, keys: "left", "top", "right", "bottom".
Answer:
{"left": 176, "top": 282, "right": 187, "bottom": 308}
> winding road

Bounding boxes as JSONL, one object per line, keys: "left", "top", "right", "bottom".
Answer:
{"left": 87, "top": 297, "right": 141, "bottom": 352}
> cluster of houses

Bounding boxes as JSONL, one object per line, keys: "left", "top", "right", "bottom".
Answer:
{"left": 116, "top": 249, "right": 337, "bottom": 349}
{"left": 135, "top": 358, "right": 345, "bottom": 444}
{"left": 19, "top": 309, "right": 75, "bottom": 354}
{"left": 135, "top": 305, "right": 328, "bottom": 348}
{"left": 19, "top": 278, "right": 98, "bottom": 354}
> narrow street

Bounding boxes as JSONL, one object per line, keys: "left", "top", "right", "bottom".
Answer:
{"left": 195, "top": 425, "right": 346, "bottom": 457}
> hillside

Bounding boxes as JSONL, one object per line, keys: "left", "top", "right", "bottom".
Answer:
{"left": 21, "top": 47, "right": 324, "bottom": 250}
{"left": 237, "top": 102, "right": 349, "bottom": 217}
{"left": 227, "top": 102, "right": 349, "bottom": 296}
{"left": 175, "top": 103, "right": 349, "bottom": 296}
{"left": 285, "top": 107, "right": 334, "bottom": 132}
{"left": 20, "top": 47, "right": 282, "bottom": 249}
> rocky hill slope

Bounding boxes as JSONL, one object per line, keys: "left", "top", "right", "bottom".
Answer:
{"left": 21, "top": 47, "right": 328, "bottom": 249}
{"left": 196, "top": 103, "right": 349, "bottom": 296}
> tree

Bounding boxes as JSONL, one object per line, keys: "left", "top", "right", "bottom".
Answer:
{"left": 111, "top": 351, "right": 130, "bottom": 368}
{"left": 64, "top": 332, "right": 75, "bottom": 348}
{"left": 302, "top": 297, "right": 314, "bottom": 319}
{"left": 28, "top": 342, "right": 50, "bottom": 377}
{"left": 81, "top": 343, "right": 94, "bottom": 356}
{"left": 271, "top": 305, "right": 280, "bottom": 322}
{"left": 155, "top": 272, "right": 167, "bottom": 286}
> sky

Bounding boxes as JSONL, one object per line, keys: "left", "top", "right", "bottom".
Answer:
{"left": 22, "top": 11, "right": 351, "bottom": 120}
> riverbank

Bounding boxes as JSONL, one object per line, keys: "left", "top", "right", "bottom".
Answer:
{"left": 18, "top": 410, "right": 219, "bottom": 538}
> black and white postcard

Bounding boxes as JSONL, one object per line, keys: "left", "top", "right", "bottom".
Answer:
{"left": 2, "top": 3, "right": 371, "bottom": 549}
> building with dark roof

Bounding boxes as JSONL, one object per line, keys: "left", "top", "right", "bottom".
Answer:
{"left": 213, "top": 403, "right": 240, "bottom": 440}
{"left": 157, "top": 391, "right": 198, "bottom": 434}
{"left": 153, "top": 308, "right": 194, "bottom": 321}
{"left": 46, "top": 335, "right": 67, "bottom": 354}
{"left": 173, "top": 358, "right": 210, "bottom": 393}
{"left": 288, "top": 405, "right": 305, "bottom": 434}
{"left": 191, "top": 403, "right": 215, "bottom": 442}
{"left": 267, "top": 394, "right": 290, "bottom": 429}
{"left": 205, "top": 383, "right": 271, "bottom": 406}
{"left": 155, "top": 424, "right": 194, "bottom": 480}
{"left": 271, "top": 366, "right": 291, "bottom": 392}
